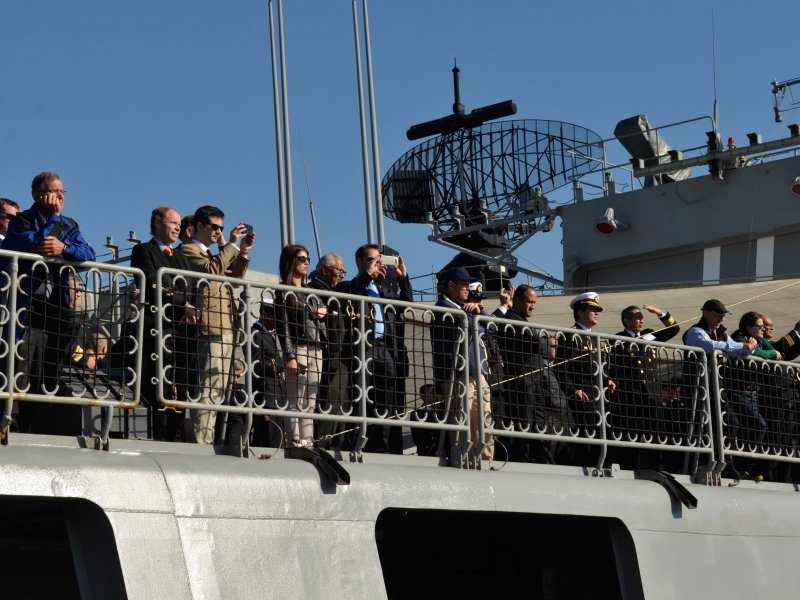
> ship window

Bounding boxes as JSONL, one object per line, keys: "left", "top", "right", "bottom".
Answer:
{"left": 0, "top": 496, "right": 127, "bottom": 599}
{"left": 375, "top": 509, "right": 643, "bottom": 600}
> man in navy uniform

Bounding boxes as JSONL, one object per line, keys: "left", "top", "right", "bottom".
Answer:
{"left": 608, "top": 303, "right": 680, "bottom": 469}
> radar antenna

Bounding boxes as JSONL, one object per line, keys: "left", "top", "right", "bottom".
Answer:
{"left": 382, "top": 67, "right": 604, "bottom": 289}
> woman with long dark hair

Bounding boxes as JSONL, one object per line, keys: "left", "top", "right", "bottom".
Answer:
{"left": 728, "top": 311, "right": 780, "bottom": 479}
{"left": 275, "top": 244, "right": 326, "bottom": 447}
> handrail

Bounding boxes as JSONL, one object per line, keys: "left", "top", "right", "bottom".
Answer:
{"left": 1, "top": 249, "right": 799, "bottom": 482}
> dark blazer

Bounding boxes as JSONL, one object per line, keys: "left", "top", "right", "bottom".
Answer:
{"left": 130, "top": 239, "right": 196, "bottom": 324}
{"left": 495, "top": 309, "right": 547, "bottom": 375}
{"left": 614, "top": 312, "right": 680, "bottom": 345}
{"left": 252, "top": 321, "right": 286, "bottom": 410}
{"left": 555, "top": 325, "right": 598, "bottom": 398}
{"left": 338, "top": 272, "right": 412, "bottom": 370}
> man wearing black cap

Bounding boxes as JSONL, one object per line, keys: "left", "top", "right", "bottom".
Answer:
{"left": 683, "top": 299, "right": 756, "bottom": 355}
{"left": 431, "top": 267, "right": 494, "bottom": 466}
{"left": 682, "top": 299, "right": 756, "bottom": 475}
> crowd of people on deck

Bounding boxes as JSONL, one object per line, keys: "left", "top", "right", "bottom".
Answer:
{"left": 2, "top": 171, "right": 800, "bottom": 482}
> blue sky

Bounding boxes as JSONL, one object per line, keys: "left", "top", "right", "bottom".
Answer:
{"left": 2, "top": 0, "right": 798, "bottom": 296}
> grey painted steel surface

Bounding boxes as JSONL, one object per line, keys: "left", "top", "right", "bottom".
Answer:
{"left": 2, "top": 439, "right": 800, "bottom": 598}
{"left": 561, "top": 154, "right": 800, "bottom": 289}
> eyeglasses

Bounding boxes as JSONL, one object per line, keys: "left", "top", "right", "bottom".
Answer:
{"left": 331, "top": 266, "right": 347, "bottom": 276}
{"left": 207, "top": 224, "right": 224, "bottom": 232}
{"left": 753, "top": 324, "right": 767, "bottom": 330}
{"left": 40, "top": 189, "right": 66, "bottom": 195}
{"left": 295, "top": 256, "right": 310, "bottom": 264}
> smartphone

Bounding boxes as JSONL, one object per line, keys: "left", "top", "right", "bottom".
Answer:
{"left": 380, "top": 254, "right": 399, "bottom": 267}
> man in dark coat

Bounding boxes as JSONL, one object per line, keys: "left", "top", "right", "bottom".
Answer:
{"left": 608, "top": 303, "right": 680, "bottom": 470}
{"left": 495, "top": 285, "right": 562, "bottom": 463}
{"left": 130, "top": 206, "right": 198, "bottom": 440}
{"left": 251, "top": 297, "right": 286, "bottom": 448}
{"left": 338, "top": 244, "right": 412, "bottom": 454}
{"left": 308, "top": 253, "right": 348, "bottom": 449}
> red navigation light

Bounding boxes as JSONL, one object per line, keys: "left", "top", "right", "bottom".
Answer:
{"left": 792, "top": 176, "right": 800, "bottom": 195}
{"left": 727, "top": 137, "right": 735, "bottom": 149}
{"left": 595, "top": 221, "right": 616, "bottom": 235}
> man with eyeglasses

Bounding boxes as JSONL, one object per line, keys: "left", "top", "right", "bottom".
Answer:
{"left": 340, "top": 244, "right": 412, "bottom": 454}
{"left": 0, "top": 198, "right": 20, "bottom": 242}
{"left": 182, "top": 205, "right": 255, "bottom": 445}
{"left": 608, "top": 304, "right": 680, "bottom": 470}
{"left": 766, "top": 317, "right": 800, "bottom": 362}
{"left": 1, "top": 172, "right": 95, "bottom": 435}
{"left": 308, "top": 253, "right": 349, "bottom": 449}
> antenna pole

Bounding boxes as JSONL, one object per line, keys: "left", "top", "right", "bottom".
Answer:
{"left": 309, "top": 202, "right": 322, "bottom": 261}
{"left": 298, "top": 130, "right": 322, "bottom": 261}
{"left": 352, "top": 0, "right": 375, "bottom": 244}
{"left": 267, "top": 0, "right": 288, "bottom": 248}
{"left": 452, "top": 61, "right": 464, "bottom": 115}
{"left": 361, "top": 0, "right": 385, "bottom": 246}
{"left": 711, "top": 8, "right": 718, "bottom": 132}
{"left": 277, "top": 0, "right": 295, "bottom": 244}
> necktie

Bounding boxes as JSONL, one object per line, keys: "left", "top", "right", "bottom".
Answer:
{"left": 206, "top": 249, "right": 213, "bottom": 259}
{"left": 163, "top": 247, "right": 173, "bottom": 257}
{"left": 367, "top": 280, "right": 384, "bottom": 338}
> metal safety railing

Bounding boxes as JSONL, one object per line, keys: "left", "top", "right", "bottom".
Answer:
{"left": 0, "top": 249, "right": 145, "bottom": 445}
{"left": 714, "top": 352, "right": 800, "bottom": 472}
{"left": 154, "top": 269, "right": 472, "bottom": 454}
{"left": 2, "top": 250, "right": 800, "bottom": 480}
{"left": 474, "top": 316, "right": 714, "bottom": 472}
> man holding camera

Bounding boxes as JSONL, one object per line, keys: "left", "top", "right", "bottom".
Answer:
{"left": 340, "top": 244, "right": 411, "bottom": 454}
{"left": 182, "top": 205, "right": 255, "bottom": 445}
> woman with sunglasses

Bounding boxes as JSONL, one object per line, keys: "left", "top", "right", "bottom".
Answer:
{"left": 275, "top": 244, "right": 327, "bottom": 448}
{"left": 728, "top": 311, "right": 781, "bottom": 480}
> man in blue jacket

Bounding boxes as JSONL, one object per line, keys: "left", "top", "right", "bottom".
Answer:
{"left": 1, "top": 171, "right": 95, "bottom": 435}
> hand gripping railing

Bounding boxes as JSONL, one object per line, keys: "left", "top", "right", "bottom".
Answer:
{"left": 0, "top": 249, "right": 145, "bottom": 446}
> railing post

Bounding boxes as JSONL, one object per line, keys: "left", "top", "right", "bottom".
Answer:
{"left": 354, "top": 297, "right": 368, "bottom": 455}
{"left": 594, "top": 333, "right": 608, "bottom": 472}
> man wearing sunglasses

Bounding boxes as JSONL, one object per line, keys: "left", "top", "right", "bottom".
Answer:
{"left": 340, "top": 244, "right": 412, "bottom": 454}
{"left": 607, "top": 304, "right": 680, "bottom": 470}
{"left": 182, "top": 205, "right": 255, "bottom": 445}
